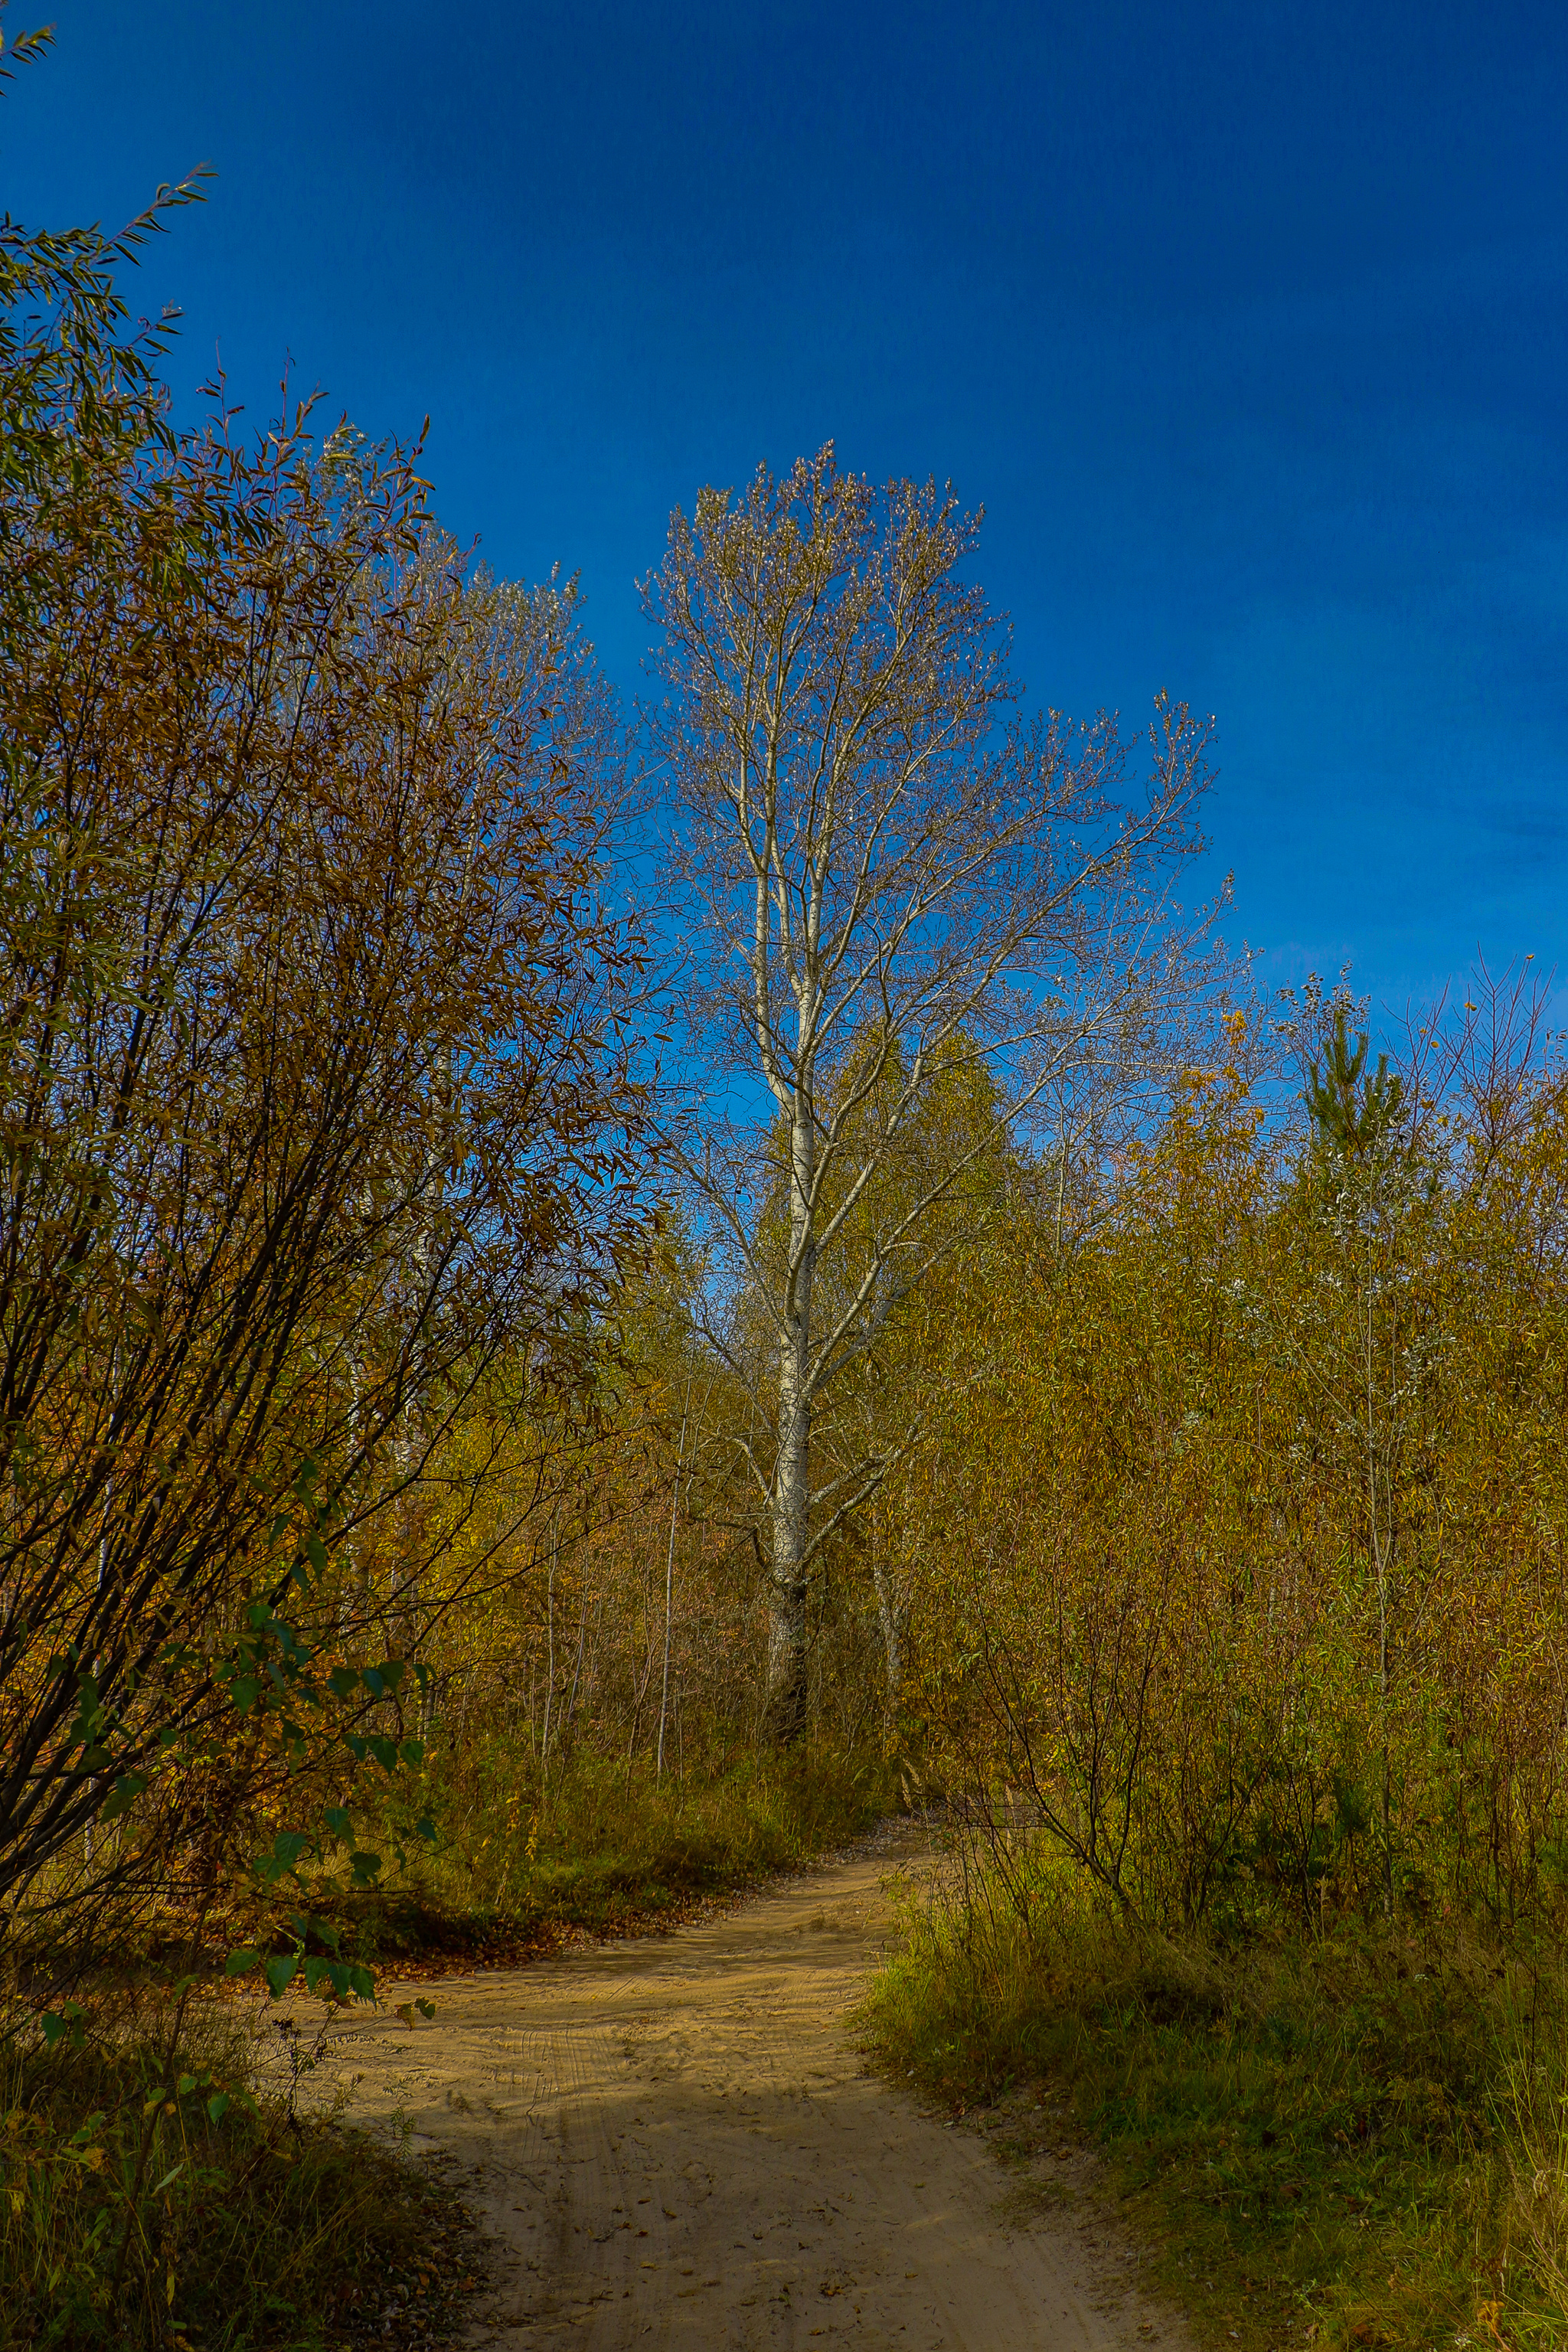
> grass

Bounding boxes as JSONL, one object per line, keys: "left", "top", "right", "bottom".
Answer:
{"left": 299, "top": 1743, "right": 895, "bottom": 1968}
{"left": 0, "top": 1987, "right": 484, "bottom": 2350}
{"left": 12, "top": 1747, "right": 897, "bottom": 1979}
{"left": 860, "top": 1850, "right": 1568, "bottom": 2352}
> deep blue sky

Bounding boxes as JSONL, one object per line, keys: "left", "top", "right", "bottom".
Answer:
{"left": 10, "top": 2, "right": 1567, "bottom": 1017}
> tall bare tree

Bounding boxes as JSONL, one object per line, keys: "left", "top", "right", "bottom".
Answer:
{"left": 645, "top": 447, "right": 1220, "bottom": 1743}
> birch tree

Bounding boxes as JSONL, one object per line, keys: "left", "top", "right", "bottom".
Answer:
{"left": 645, "top": 447, "right": 1221, "bottom": 1743}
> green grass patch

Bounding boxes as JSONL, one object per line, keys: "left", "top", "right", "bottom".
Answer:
{"left": 861, "top": 1857, "right": 1568, "bottom": 2350}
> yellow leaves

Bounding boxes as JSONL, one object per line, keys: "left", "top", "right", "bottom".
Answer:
{"left": 885, "top": 1034, "right": 1568, "bottom": 1927}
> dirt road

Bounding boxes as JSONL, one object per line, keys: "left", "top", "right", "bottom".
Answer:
{"left": 293, "top": 1826, "right": 1183, "bottom": 2350}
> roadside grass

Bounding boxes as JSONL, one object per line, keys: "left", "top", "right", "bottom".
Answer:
{"left": 861, "top": 1857, "right": 1568, "bottom": 2351}
{"left": 12, "top": 1747, "right": 898, "bottom": 1980}
{"left": 303, "top": 1743, "right": 896, "bottom": 1967}
{"left": 0, "top": 1988, "right": 482, "bottom": 2350}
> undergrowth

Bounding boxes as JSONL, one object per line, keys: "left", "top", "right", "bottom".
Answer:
{"left": 862, "top": 1851, "right": 1568, "bottom": 2352}
{"left": 0, "top": 1987, "right": 481, "bottom": 2350}
{"left": 11, "top": 1749, "right": 896, "bottom": 1981}
{"left": 299, "top": 1743, "right": 894, "bottom": 1965}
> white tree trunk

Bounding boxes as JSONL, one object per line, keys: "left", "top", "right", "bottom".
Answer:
{"left": 763, "top": 1115, "right": 816, "bottom": 1741}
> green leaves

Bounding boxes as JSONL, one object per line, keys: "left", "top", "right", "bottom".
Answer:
{"left": 302, "top": 1955, "right": 375, "bottom": 2002}
{"left": 237, "top": 1913, "right": 377, "bottom": 2005}
{"left": 41, "top": 2001, "right": 86, "bottom": 2053}
{"left": 97, "top": 1769, "right": 147, "bottom": 1821}
{"left": 342, "top": 1730, "right": 401, "bottom": 1771}
{"left": 220, "top": 1599, "right": 423, "bottom": 1770}
{"left": 155, "top": 2065, "right": 255, "bottom": 2131}
{"left": 255, "top": 1830, "right": 311, "bottom": 1887}
{"left": 292, "top": 1909, "right": 339, "bottom": 1954}
{"left": 210, "top": 1618, "right": 430, "bottom": 1930}
{"left": 323, "top": 1658, "right": 413, "bottom": 1709}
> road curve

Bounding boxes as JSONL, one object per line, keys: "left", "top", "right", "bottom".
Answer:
{"left": 296, "top": 1823, "right": 1187, "bottom": 2350}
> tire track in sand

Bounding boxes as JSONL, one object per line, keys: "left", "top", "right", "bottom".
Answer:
{"left": 296, "top": 1823, "right": 1187, "bottom": 2350}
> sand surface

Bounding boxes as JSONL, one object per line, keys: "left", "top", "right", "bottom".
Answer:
{"left": 285, "top": 1825, "right": 1185, "bottom": 2350}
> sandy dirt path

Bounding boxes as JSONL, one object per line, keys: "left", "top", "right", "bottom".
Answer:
{"left": 292, "top": 1826, "right": 1184, "bottom": 2350}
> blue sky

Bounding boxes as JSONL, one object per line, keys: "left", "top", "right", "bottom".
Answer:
{"left": 10, "top": 1, "right": 1567, "bottom": 1021}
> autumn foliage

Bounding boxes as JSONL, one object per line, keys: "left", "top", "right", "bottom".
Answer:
{"left": 7, "top": 22, "right": 1568, "bottom": 2342}
{"left": 882, "top": 982, "right": 1568, "bottom": 1942}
